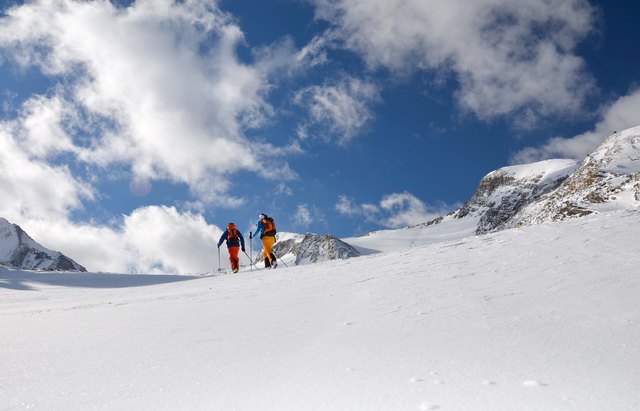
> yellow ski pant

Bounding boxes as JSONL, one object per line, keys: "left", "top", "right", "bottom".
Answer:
{"left": 261, "top": 235, "right": 275, "bottom": 264}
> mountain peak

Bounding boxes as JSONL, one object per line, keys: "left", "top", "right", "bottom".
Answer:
{"left": 453, "top": 158, "right": 578, "bottom": 233}
{"left": 513, "top": 126, "right": 640, "bottom": 226}
{"left": 264, "top": 232, "right": 360, "bottom": 266}
{"left": 0, "top": 218, "right": 86, "bottom": 272}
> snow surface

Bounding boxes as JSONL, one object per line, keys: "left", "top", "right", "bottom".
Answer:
{"left": 594, "top": 126, "right": 640, "bottom": 173}
{"left": 487, "top": 159, "right": 578, "bottom": 182}
{"left": 344, "top": 216, "right": 479, "bottom": 254}
{"left": 2, "top": 210, "right": 640, "bottom": 410}
{"left": 0, "top": 219, "right": 15, "bottom": 260}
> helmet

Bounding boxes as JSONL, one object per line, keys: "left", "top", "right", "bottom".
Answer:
{"left": 259, "top": 213, "right": 266, "bottom": 220}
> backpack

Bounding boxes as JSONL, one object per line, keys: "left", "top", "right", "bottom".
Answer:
{"left": 262, "top": 217, "right": 277, "bottom": 236}
{"left": 227, "top": 223, "right": 239, "bottom": 240}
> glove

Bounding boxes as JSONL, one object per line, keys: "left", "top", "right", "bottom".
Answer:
{"left": 249, "top": 232, "right": 253, "bottom": 239}
{"left": 241, "top": 247, "right": 246, "bottom": 252}
{"left": 217, "top": 244, "right": 221, "bottom": 249}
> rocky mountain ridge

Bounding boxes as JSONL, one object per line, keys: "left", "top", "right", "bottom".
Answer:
{"left": 450, "top": 159, "right": 578, "bottom": 233}
{"left": 255, "top": 232, "right": 360, "bottom": 266}
{"left": 0, "top": 218, "right": 86, "bottom": 271}
{"left": 421, "top": 126, "right": 640, "bottom": 235}
{"left": 512, "top": 127, "right": 640, "bottom": 226}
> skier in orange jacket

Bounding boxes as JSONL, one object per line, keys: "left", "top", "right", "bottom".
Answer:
{"left": 250, "top": 213, "right": 277, "bottom": 269}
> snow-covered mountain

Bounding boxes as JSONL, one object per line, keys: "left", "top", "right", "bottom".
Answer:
{"left": 346, "top": 125, "right": 640, "bottom": 254}
{"left": 449, "top": 159, "right": 578, "bottom": 233}
{"left": 512, "top": 126, "right": 640, "bottom": 226}
{"left": 253, "top": 232, "right": 360, "bottom": 266}
{"left": 0, "top": 217, "right": 86, "bottom": 271}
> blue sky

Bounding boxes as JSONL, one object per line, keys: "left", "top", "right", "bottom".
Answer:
{"left": 1, "top": 0, "right": 639, "bottom": 273}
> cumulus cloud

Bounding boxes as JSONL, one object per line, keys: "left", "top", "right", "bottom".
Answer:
{"left": 512, "top": 89, "right": 640, "bottom": 163}
{"left": 122, "top": 206, "right": 221, "bottom": 274}
{"left": 0, "top": 116, "right": 229, "bottom": 274}
{"left": 379, "top": 192, "right": 435, "bottom": 228}
{"left": 294, "top": 76, "right": 380, "bottom": 144}
{"left": 310, "top": 0, "right": 597, "bottom": 125}
{"left": 0, "top": 0, "right": 295, "bottom": 203}
{"left": 336, "top": 193, "right": 449, "bottom": 228}
{"left": 0, "top": 125, "right": 93, "bottom": 223}
{"left": 23, "top": 206, "right": 224, "bottom": 274}
{"left": 0, "top": 0, "right": 310, "bottom": 273}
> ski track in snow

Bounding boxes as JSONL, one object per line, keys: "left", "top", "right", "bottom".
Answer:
{"left": 1, "top": 210, "right": 640, "bottom": 410}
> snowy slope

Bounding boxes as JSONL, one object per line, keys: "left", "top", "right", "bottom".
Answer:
{"left": 0, "top": 217, "right": 86, "bottom": 271}
{"left": 344, "top": 215, "right": 479, "bottom": 254}
{"left": 2, "top": 209, "right": 639, "bottom": 410}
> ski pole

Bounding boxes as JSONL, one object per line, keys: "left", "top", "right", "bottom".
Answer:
{"left": 243, "top": 251, "right": 259, "bottom": 269}
{"left": 249, "top": 232, "right": 253, "bottom": 271}
{"left": 271, "top": 251, "right": 289, "bottom": 267}
{"left": 217, "top": 246, "right": 223, "bottom": 272}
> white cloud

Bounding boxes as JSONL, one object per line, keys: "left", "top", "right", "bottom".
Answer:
{"left": 294, "top": 76, "right": 380, "bottom": 144}
{"left": 336, "top": 193, "right": 448, "bottom": 228}
{"left": 310, "top": 0, "right": 597, "bottom": 125}
{"left": 335, "top": 195, "right": 378, "bottom": 217}
{"left": 0, "top": 0, "right": 295, "bottom": 203}
{"left": 0, "top": 126, "right": 93, "bottom": 223}
{"left": 122, "top": 206, "right": 220, "bottom": 274}
{"left": 275, "top": 183, "right": 293, "bottom": 197}
{"left": 1, "top": 123, "right": 225, "bottom": 274}
{"left": 22, "top": 206, "right": 223, "bottom": 274}
{"left": 14, "top": 94, "right": 78, "bottom": 159}
{"left": 378, "top": 192, "right": 433, "bottom": 228}
{"left": 512, "top": 88, "right": 640, "bottom": 163}
{"left": 292, "top": 203, "right": 326, "bottom": 230}
{"left": 294, "top": 204, "right": 313, "bottom": 227}
{"left": 295, "top": 34, "right": 331, "bottom": 68}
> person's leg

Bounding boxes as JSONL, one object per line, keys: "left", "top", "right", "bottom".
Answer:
{"left": 228, "top": 246, "right": 240, "bottom": 272}
{"left": 261, "top": 236, "right": 275, "bottom": 268}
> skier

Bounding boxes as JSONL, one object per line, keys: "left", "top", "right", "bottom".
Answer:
{"left": 217, "top": 223, "right": 246, "bottom": 273}
{"left": 250, "top": 213, "right": 277, "bottom": 269}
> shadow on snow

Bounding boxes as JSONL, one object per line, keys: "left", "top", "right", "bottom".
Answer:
{"left": 0, "top": 268, "right": 199, "bottom": 291}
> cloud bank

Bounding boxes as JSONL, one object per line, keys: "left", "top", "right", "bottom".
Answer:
{"left": 23, "top": 206, "right": 223, "bottom": 274}
{"left": 512, "top": 89, "right": 640, "bottom": 163}
{"left": 0, "top": 0, "right": 296, "bottom": 273}
{"left": 0, "top": 0, "right": 295, "bottom": 204}
{"left": 310, "top": 0, "right": 598, "bottom": 126}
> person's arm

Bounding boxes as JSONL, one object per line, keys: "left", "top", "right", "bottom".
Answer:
{"left": 238, "top": 232, "right": 246, "bottom": 251}
{"left": 217, "top": 231, "right": 227, "bottom": 248}
{"left": 251, "top": 221, "right": 263, "bottom": 238}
